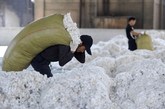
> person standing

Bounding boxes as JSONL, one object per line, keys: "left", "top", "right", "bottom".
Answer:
{"left": 126, "top": 16, "right": 141, "bottom": 51}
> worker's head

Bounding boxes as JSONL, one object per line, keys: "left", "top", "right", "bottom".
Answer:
{"left": 76, "top": 35, "right": 93, "bottom": 55}
{"left": 128, "top": 16, "right": 136, "bottom": 26}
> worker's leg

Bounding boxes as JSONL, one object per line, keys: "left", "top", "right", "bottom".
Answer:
{"left": 128, "top": 40, "right": 137, "bottom": 51}
{"left": 31, "top": 55, "right": 53, "bottom": 78}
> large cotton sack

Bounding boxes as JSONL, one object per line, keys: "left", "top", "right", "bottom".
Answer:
{"left": 2, "top": 14, "right": 72, "bottom": 71}
{"left": 136, "top": 34, "right": 154, "bottom": 50}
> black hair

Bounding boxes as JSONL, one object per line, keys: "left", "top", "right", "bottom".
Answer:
{"left": 128, "top": 16, "right": 136, "bottom": 22}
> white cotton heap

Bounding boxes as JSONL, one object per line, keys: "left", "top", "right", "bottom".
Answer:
{"left": 115, "top": 59, "right": 165, "bottom": 109}
{"left": 0, "top": 30, "right": 165, "bottom": 109}
{"left": 63, "top": 13, "right": 81, "bottom": 52}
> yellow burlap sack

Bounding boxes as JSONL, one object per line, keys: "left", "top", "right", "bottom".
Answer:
{"left": 136, "top": 33, "right": 154, "bottom": 50}
{"left": 2, "top": 14, "right": 72, "bottom": 71}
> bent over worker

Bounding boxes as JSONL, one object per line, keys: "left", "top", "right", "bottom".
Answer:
{"left": 31, "top": 35, "right": 93, "bottom": 77}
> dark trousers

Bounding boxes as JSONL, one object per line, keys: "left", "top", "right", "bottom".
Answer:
{"left": 128, "top": 40, "right": 137, "bottom": 51}
{"left": 31, "top": 54, "right": 53, "bottom": 78}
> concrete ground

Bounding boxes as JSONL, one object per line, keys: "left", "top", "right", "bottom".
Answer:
{"left": 0, "top": 28, "right": 126, "bottom": 45}
{"left": 0, "top": 27, "right": 146, "bottom": 46}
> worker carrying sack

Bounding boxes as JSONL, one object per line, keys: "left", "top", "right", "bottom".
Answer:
{"left": 2, "top": 13, "right": 81, "bottom": 71}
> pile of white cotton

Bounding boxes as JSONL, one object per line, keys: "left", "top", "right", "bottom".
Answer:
{"left": 0, "top": 30, "right": 165, "bottom": 109}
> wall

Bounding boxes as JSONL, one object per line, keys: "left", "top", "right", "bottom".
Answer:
{"left": 80, "top": 0, "right": 155, "bottom": 29}
{"left": 160, "top": 0, "right": 165, "bottom": 29}
{"left": 34, "top": 0, "right": 80, "bottom": 26}
{"left": 153, "top": 0, "right": 160, "bottom": 29}
{"left": 106, "top": 0, "right": 154, "bottom": 29}
{"left": 34, "top": 0, "right": 165, "bottom": 29}
{"left": 142, "top": 0, "right": 154, "bottom": 29}
{"left": 93, "top": 16, "right": 128, "bottom": 28}
{"left": 79, "top": 0, "right": 97, "bottom": 28}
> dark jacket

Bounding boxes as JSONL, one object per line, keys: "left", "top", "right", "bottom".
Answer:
{"left": 126, "top": 24, "right": 137, "bottom": 51}
{"left": 126, "top": 24, "right": 135, "bottom": 40}
{"left": 34, "top": 44, "right": 85, "bottom": 66}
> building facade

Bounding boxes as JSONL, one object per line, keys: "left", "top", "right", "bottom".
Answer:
{"left": 34, "top": 0, "right": 165, "bottom": 29}
{"left": 0, "top": 0, "right": 164, "bottom": 29}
